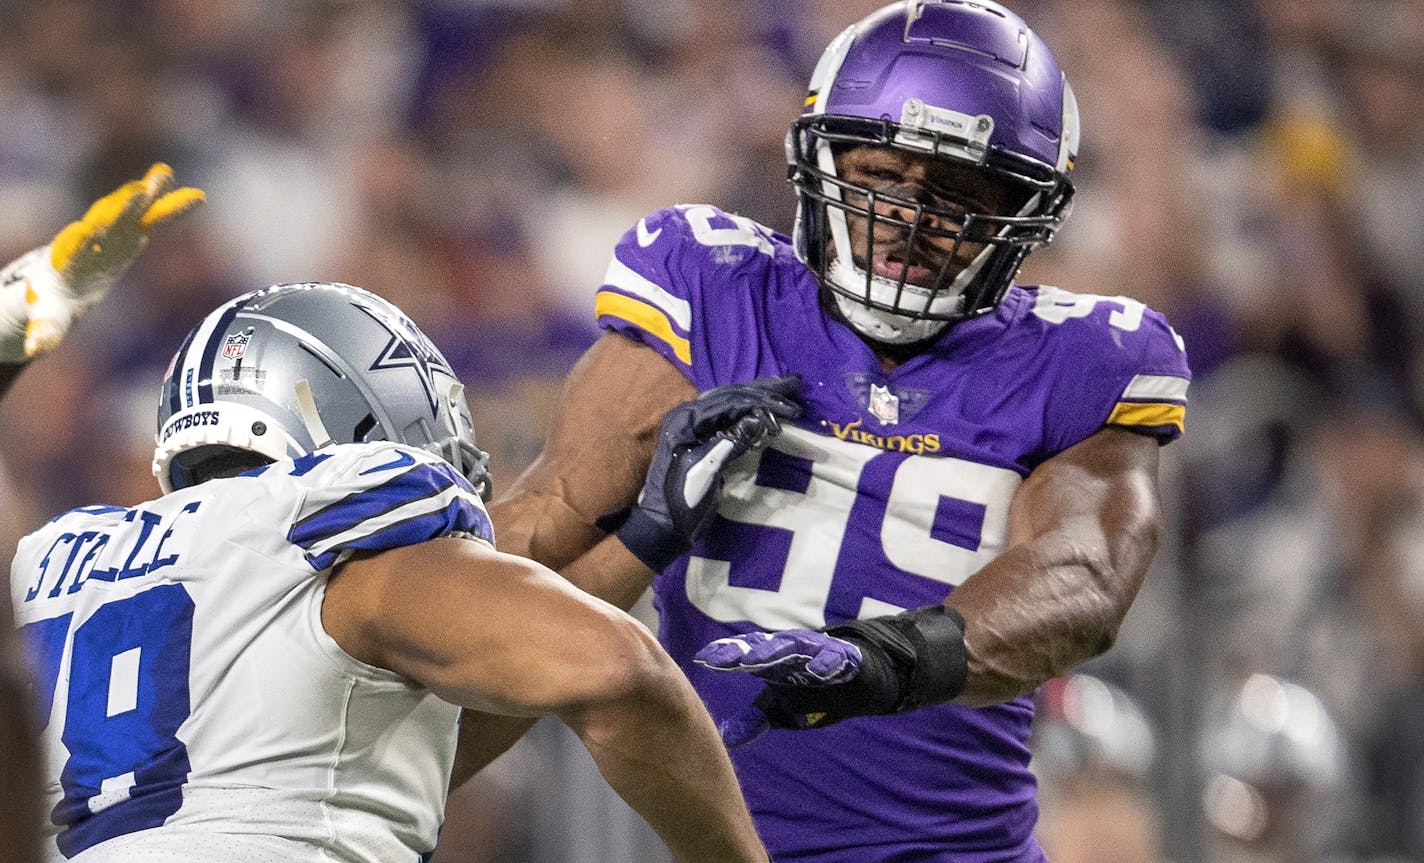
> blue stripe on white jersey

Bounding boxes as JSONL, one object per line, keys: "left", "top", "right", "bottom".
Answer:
{"left": 48, "top": 504, "right": 126, "bottom": 524}
{"left": 287, "top": 457, "right": 493, "bottom": 571}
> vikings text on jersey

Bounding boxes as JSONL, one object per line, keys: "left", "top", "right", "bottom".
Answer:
{"left": 596, "top": 203, "right": 1189, "bottom": 862}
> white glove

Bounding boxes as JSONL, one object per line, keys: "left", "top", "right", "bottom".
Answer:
{"left": 0, "top": 163, "right": 205, "bottom": 362}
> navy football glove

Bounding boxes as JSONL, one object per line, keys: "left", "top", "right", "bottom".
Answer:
{"left": 615, "top": 375, "right": 803, "bottom": 572}
{"left": 695, "top": 606, "right": 968, "bottom": 747}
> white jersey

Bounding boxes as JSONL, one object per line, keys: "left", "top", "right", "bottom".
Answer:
{"left": 10, "top": 441, "right": 494, "bottom": 863}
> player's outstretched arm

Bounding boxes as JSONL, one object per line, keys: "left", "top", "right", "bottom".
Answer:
{"left": 449, "top": 334, "right": 698, "bottom": 789}
{"left": 696, "top": 425, "right": 1162, "bottom": 741}
{"left": 492, "top": 332, "right": 800, "bottom": 605}
{"left": 945, "top": 424, "right": 1162, "bottom": 704}
{"left": 323, "top": 537, "right": 767, "bottom": 863}
{"left": 488, "top": 332, "right": 696, "bottom": 574}
{"left": 449, "top": 338, "right": 800, "bottom": 788}
{"left": 0, "top": 163, "right": 204, "bottom": 397}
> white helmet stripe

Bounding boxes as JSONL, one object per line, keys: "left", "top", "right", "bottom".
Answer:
{"left": 806, "top": 20, "right": 856, "bottom": 117}
{"left": 1056, "top": 78, "right": 1080, "bottom": 173}
{"left": 808, "top": 23, "right": 858, "bottom": 275}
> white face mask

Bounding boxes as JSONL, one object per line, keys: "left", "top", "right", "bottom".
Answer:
{"left": 811, "top": 127, "right": 1034, "bottom": 346}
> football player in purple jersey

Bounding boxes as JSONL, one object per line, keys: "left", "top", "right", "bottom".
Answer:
{"left": 457, "top": 2, "right": 1190, "bottom": 861}
{"left": 0, "top": 164, "right": 203, "bottom": 863}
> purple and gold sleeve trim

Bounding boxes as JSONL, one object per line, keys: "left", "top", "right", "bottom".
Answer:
{"left": 1107, "top": 374, "right": 1189, "bottom": 440}
{"left": 595, "top": 255, "right": 693, "bottom": 366}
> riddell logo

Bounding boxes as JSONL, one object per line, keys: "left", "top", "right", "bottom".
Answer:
{"left": 827, "top": 420, "right": 940, "bottom": 454}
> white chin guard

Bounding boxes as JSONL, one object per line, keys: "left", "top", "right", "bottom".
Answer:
{"left": 825, "top": 257, "right": 960, "bottom": 345}
{"left": 830, "top": 291, "right": 949, "bottom": 345}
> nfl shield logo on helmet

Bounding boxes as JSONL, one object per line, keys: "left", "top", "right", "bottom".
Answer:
{"left": 869, "top": 384, "right": 899, "bottom": 425}
{"left": 222, "top": 332, "right": 250, "bottom": 360}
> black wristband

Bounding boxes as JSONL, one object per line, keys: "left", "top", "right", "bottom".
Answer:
{"left": 823, "top": 604, "right": 967, "bottom": 712}
{"left": 614, "top": 506, "right": 691, "bottom": 573}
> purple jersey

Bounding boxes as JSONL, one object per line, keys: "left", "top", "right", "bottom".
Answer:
{"left": 596, "top": 205, "right": 1190, "bottom": 863}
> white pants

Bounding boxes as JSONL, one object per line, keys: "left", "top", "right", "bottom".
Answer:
{"left": 66, "top": 831, "right": 341, "bottom": 863}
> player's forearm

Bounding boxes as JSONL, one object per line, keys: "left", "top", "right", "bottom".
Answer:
{"left": 487, "top": 489, "right": 606, "bottom": 571}
{"left": 946, "top": 517, "right": 1158, "bottom": 706}
{"left": 561, "top": 662, "right": 765, "bottom": 863}
{"left": 443, "top": 545, "right": 654, "bottom": 792}
{"left": 489, "top": 488, "right": 655, "bottom": 611}
{"left": 559, "top": 534, "right": 656, "bottom": 611}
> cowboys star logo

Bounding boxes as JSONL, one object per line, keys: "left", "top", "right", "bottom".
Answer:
{"left": 352, "top": 301, "right": 453, "bottom": 419}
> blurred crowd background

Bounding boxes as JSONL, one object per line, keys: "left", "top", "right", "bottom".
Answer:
{"left": 2, "top": 0, "right": 1422, "bottom": 860}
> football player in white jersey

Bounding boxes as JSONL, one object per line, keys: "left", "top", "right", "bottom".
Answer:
{"left": 0, "top": 163, "right": 203, "bottom": 863}
{"left": 9, "top": 281, "right": 769, "bottom": 863}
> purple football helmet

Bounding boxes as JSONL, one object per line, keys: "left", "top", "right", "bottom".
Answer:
{"left": 789, "top": 0, "right": 1080, "bottom": 344}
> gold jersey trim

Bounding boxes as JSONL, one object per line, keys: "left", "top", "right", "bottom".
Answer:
{"left": 595, "top": 291, "right": 693, "bottom": 365}
{"left": 1107, "top": 401, "right": 1186, "bottom": 433}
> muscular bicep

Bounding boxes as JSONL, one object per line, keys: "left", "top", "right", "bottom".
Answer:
{"left": 322, "top": 537, "right": 661, "bottom": 715}
{"left": 489, "top": 332, "right": 696, "bottom": 569}
{"left": 945, "top": 426, "right": 1163, "bottom": 704}
{"left": 1005, "top": 425, "right": 1162, "bottom": 584}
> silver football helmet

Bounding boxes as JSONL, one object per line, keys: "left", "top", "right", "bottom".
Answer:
{"left": 153, "top": 282, "right": 490, "bottom": 497}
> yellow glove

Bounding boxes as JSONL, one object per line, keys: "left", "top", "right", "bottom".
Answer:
{"left": 2, "top": 163, "right": 205, "bottom": 360}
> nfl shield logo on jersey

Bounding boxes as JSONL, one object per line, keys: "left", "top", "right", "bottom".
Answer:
{"left": 222, "top": 332, "right": 250, "bottom": 360}
{"left": 869, "top": 384, "right": 899, "bottom": 425}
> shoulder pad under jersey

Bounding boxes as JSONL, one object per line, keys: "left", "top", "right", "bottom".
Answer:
{"left": 595, "top": 205, "right": 779, "bottom": 378}
{"left": 1027, "top": 285, "right": 1191, "bottom": 446}
{"left": 280, "top": 441, "right": 494, "bottom": 571}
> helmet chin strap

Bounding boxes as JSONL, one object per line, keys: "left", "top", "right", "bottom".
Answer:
{"left": 831, "top": 291, "right": 950, "bottom": 345}
{"left": 294, "top": 378, "right": 335, "bottom": 450}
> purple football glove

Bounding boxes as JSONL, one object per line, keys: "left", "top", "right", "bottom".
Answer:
{"left": 694, "top": 629, "right": 863, "bottom": 746}
{"left": 693, "top": 605, "right": 969, "bottom": 747}
{"left": 695, "top": 630, "right": 863, "bottom": 686}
